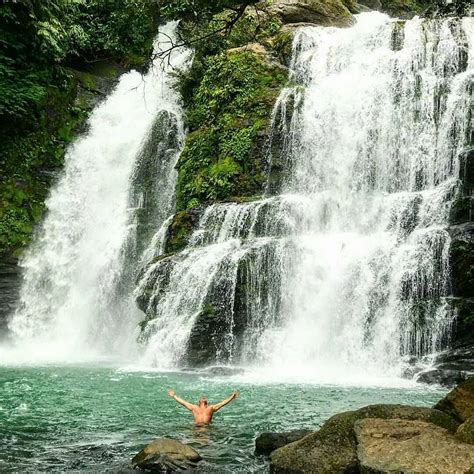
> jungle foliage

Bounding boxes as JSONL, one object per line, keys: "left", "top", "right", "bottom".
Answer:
{"left": 0, "top": 0, "right": 159, "bottom": 258}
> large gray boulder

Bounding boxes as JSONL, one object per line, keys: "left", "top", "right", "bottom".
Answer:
{"left": 131, "top": 438, "right": 201, "bottom": 472}
{"left": 269, "top": 0, "right": 354, "bottom": 27}
{"left": 355, "top": 418, "right": 474, "bottom": 473}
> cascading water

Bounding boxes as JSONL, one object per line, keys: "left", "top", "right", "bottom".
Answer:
{"left": 137, "top": 13, "right": 473, "bottom": 382}
{"left": 260, "top": 13, "right": 473, "bottom": 380}
{"left": 3, "top": 23, "right": 192, "bottom": 362}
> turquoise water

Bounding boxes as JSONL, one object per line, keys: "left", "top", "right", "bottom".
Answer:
{"left": 0, "top": 365, "right": 446, "bottom": 472}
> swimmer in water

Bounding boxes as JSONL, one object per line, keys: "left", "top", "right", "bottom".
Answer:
{"left": 167, "top": 389, "right": 240, "bottom": 424}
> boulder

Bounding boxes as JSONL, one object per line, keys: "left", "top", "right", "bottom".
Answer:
{"left": 269, "top": 0, "right": 354, "bottom": 27}
{"left": 435, "top": 376, "right": 474, "bottom": 423}
{"left": 255, "top": 430, "right": 312, "bottom": 456}
{"left": 270, "top": 410, "right": 359, "bottom": 473}
{"left": 457, "top": 416, "right": 474, "bottom": 445}
{"left": 270, "top": 404, "right": 458, "bottom": 473}
{"left": 448, "top": 223, "right": 474, "bottom": 300}
{"left": 131, "top": 438, "right": 201, "bottom": 472}
{"left": 416, "top": 368, "right": 470, "bottom": 387}
{"left": 355, "top": 418, "right": 474, "bottom": 473}
{"left": 357, "top": 0, "right": 382, "bottom": 10}
{"left": 200, "top": 366, "right": 245, "bottom": 377}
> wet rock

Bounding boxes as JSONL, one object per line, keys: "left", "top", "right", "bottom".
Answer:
{"left": 423, "top": 0, "right": 473, "bottom": 17}
{"left": 411, "top": 305, "right": 474, "bottom": 387}
{"left": 200, "top": 366, "right": 245, "bottom": 377}
{"left": 448, "top": 223, "right": 474, "bottom": 299}
{"left": 0, "top": 259, "right": 21, "bottom": 332}
{"left": 416, "top": 368, "right": 470, "bottom": 387}
{"left": 164, "top": 208, "right": 203, "bottom": 255}
{"left": 357, "top": 0, "right": 382, "bottom": 10}
{"left": 457, "top": 416, "right": 474, "bottom": 445}
{"left": 185, "top": 302, "right": 232, "bottom": 367}
{"left": 269, "top": 0, "right": 354, "bottom": 27}
{"left": 131, "top": 438, "right": 201, "bottom": 472}
{"left": 270, "top": 404, "right": 458, "bottom": 473}
{"left": 355, "top": 418, "right": 474, "bottom": 473}
{"left": 435, "top": 376, "right": 474, "bottom": 423}
{"left": 255, "top": 430, "right": 312, "bottom": 456}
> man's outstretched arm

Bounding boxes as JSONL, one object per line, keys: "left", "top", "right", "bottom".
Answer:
{"left": 167, "top": 389, "right": 196, "bottom": 411}
{"left": 211, "top": 391, "right": 240, "bottom": 412}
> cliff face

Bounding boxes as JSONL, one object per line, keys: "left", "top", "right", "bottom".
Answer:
{"left": 135, "top": 1, "right": 474, "bottom": 374}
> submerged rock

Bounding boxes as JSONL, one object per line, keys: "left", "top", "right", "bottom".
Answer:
{"left": 355, "top": 418, "right": 474, "bottom": 473}
{"left": 131, "top": 438, "right": 201, "bottom": 472}
{"left": 255, "top": 430, "right": 312, "bottom": 455}
{"left": 200, "top": 366, "right": 246, "bottom": 377}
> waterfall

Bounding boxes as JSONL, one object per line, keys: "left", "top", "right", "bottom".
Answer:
{"left": 3, "top": 23, "right": 192, "bottom": 362}
{"left": 137, "top": 13, "right": 473, "bottom": 381}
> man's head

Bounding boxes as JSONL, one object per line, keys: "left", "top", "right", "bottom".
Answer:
{"left": 198, "top": 396, "right": 208, "bottom": 407}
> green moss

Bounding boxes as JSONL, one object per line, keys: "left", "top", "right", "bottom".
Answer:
{"left": 176, "top": 50, "right": 287, "bottom": 210}
{"left": 381, "top": 0, "right": 424, "bottom": 15}
{"left": 165, "top": 210, "right": 198, "bottom": 253}
{"left": 457, "top": 417, "right": 474, "bottom": 445}
{"left": 0, "top": 1, "right": 160, "bottom": 261}
{"left": 0, "top": 72, "right": 93, "bottom": 258}
{"left": 267, "top": 29, "right": 295, "bottom": 66}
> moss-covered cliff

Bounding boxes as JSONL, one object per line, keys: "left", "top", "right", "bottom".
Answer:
{"left": 0, "top": 0, "right": 159, "bottom": 260}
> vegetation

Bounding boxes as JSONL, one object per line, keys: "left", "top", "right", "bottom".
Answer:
{"left": 0, "top": 0, "right": 159, "bottom": 259}
{"left": 172, "top": 2, "right": 287, "bottom": 211}
{"left": 176, "top": 50, "right": 286, "bottom": 210}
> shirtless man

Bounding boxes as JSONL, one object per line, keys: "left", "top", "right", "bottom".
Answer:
{"left": 167, "top": 389, "right": 240, "bottom": 424}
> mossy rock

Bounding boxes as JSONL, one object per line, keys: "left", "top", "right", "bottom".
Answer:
{"left": 270, "top": 404, "right": 459, "bottom": 473}
{"left": 456, "top": 416, "right": 474, "bottom": 445}
{"left": 267, "top": 28, "right": 295, "bottom": 67}
{"left": 176, "top": 49, "right": 287, "bottom": 211}
{"left": 131, "top": 438, "right": 201, "bottom": 471}
{"left": 380, "top": 0, "right": 419, "bottom": 17}
{"left": 164, "top": 209, "right": 202, "bottom": 254}
{"left": 435, "top": 376, "right": 474, "bottom": 423}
